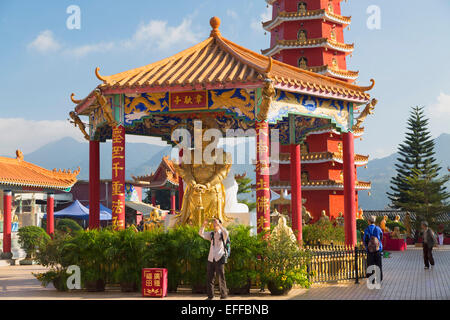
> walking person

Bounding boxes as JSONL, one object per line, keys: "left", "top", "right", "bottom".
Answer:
{"left": 421, "top": 221, "right": 436, "bottom": 269}
{"left": 199, "top": 218, "right": 229, "bottom": 300}
{"left": 363, "top": 216, "right": 383, "bottom": 285}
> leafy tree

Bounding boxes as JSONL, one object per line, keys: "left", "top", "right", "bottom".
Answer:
{"left": 236, "top": 174, "right": 256, "bottom": 212}
{"left": 387, "top": 106, "right": 440, "bottom": 207}
{"left": 393, "top": 169, "right": 449, "bottom": 234}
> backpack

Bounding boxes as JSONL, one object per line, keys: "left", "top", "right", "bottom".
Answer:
{"left": 367, "top": 225, "right": 380, "bottom": 253}
{"left": 211, "top": 231, "right": 231, "bottom": 263}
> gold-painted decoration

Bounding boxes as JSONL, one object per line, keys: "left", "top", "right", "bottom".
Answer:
{"left": 95, "top": 67, "right": 107, "bottom": 83}
{"left": 352, "top": 98, "right": 377, "bottom": 130}
{"left": 70, "top": 93, "right": 82, "bottom": 104}
{"left": 257, "top": 81, "right": 275, "bottom": 121}
{"left": 69, "top": 111, "right": 90, "bottom": 141}
{"left": 94, "top": 90, "right": 117, "bottom": 127}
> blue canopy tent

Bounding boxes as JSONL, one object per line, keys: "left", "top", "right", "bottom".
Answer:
{"left": 86, "top": 203, "right": 112, "bottom": 221}
{"left": 43, "top": 200, "right": 112, "bottom": 221}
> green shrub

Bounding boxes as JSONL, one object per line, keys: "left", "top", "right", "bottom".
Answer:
{"left": 302, "top": 219, "right": 345, "bottom": 244}
{"left": 56, "top": 218, "right": 83, "bottom": 235}
{"left": 17, "top": 226, "right": 51, "bottom": 259}
{"left": 357, "top": 219, "right": 369, "bottom": 233}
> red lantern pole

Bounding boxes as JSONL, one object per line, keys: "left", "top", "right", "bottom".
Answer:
{"left": 178, "top": 149, "right": 184, "bottom": 210}
{"left": 343, "top": 132, "right": 357, "bottom": 246}
{"left": 2, "top": 190, "right": 12, "bottom": 258}
{"left": 170, "top": 189, "right": 176, "bottom": 215}
{"left": 89, "top": 140, "right": 100, "bottom": 229}
{"left": 290, "top": 143, "right": 302, "bottom": 244}
{"left": 46, "top": 193, "right": 54, "bottom": 236}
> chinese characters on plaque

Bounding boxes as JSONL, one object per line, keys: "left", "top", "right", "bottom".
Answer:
{"left": 169, "top": 91, "right": 207, "bottom": 111}
{"left": 142, "top": 268, "right": 168, "bottom": 298}
{"left": 112, "top": 126, "right": 125, "bottom": 230}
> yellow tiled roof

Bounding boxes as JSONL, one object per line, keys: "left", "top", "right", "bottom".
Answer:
{"left": 308, "top": 65, "right": 359, "bottom": 80}
{"left": 0, "top": 150, "right": 79, "bottom": 190}
{"left": 74, "top": 17, "right": 373, "bottom": 114}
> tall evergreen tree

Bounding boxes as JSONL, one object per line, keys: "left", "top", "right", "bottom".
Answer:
{"left": 387, "top": 106, "right": 440, "bottom": 207}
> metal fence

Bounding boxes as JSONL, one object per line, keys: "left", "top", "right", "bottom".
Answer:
{"left": 305, "top": 244, "right": 367, "bottom": 284}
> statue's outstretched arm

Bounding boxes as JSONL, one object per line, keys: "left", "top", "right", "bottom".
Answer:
{"left": 204, "top": 161, "right": 231, "bottom": 189}
{"left": 173, "top": 163, "right": 197, "bottom": 186}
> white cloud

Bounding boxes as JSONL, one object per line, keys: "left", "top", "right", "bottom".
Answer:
{"left": 27, "top": 30, "right": 61, "bottom": 53}
{"left": 0, "top": 118, "right": 85, "bottom": 156}
{"left": 67, "top": 42, "right": 115, "bottom": 58}
{"left": 29, "top": 18, "right": 202, "bottom": 58}
{"left": 227, "top": 9, "right": 238, "bottom": 20}
{"left": 428, "top": 92, "right": 450, "bottom": 137}
{"left": 123, "top": 18, "right": 201, "bottom": 51}
{"left": 251, "top": 6, "right": 271, "bottom": 32}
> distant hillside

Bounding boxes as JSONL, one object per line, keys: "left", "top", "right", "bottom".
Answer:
{"left": 23, "top": 137, "right": 171, "bottom": 180}
{"left": 21, "top": 132, "right": 449, "bottom": 209}
{"left": 358, "top": 133, "right": 450, "bottom": 209}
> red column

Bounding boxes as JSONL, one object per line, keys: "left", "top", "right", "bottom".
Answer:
{"left": 151, "top": 190, "right": 156, "bottom": 206}
{"left": 178, "top": 149, "right": 184, "bottom": 210}
{"left": 89, "top": 140, "right": 100, "bottom": 229}
{"left": 2, "top": 190, "right": 12, "bottom": 257}
{"left": 256, "top": 121, "right": 271, "bottom": 234}
{"left": 46, "top": 193, "right": 54, "bottom": 236}
{"left": 170, "top": 189, "right": 176, "bottom": 215}
{"left": 343, "top": 132, "right": 357, "bottom": 246}
{"left": 290, "top": 143, "right": 303, "bottom": 244}
{"left": 112, "top": 126, "right": 126, "bottom": 230}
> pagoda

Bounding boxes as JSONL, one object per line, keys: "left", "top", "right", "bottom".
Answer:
{"left": 262, "top": 0, "right": 371, "bottom": 222}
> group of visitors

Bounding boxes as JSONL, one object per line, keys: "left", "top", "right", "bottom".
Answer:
{"left": 363, "top": 216, "right": 438, "bottom": 287}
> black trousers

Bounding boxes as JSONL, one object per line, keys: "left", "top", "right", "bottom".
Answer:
{"left": 367, "top": 251, "right": 383, "bottom": 283}
{"left": 207, "top": 259, "right": 228, "bottom": 298}
{"left": 423, "top": 243, "right": 435, "bottom": 267}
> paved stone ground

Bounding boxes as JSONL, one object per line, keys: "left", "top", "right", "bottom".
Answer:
{"left": 0, "top": 246, "right": 448, "bottom": 300}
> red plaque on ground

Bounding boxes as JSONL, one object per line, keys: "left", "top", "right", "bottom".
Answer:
{"left": 142, "top": 268, "right": 168, "bottom": 297}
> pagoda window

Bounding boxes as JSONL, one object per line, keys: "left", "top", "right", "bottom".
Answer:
{"left": 328, "top": 1, "right": 334, "bottom": 13}
{"left": 298, "top": 57, "right": 308, "bottom": 69}
{"left": 298, "top": 2, "right": 307, "bottom": 14}
{"left": 301, "top": 171, "right": 309, "bottom": 182}
{"left": 301, "top": 142, "right": 309, "bottom": 154}
{"left": 331, "top": 58, "right": 338, "bottom": 69}
{"left": 297, "top": 29, "right": 307, "bottom": 42}
{"left": 330, "top": 30, "right": 336, "bottom": 41}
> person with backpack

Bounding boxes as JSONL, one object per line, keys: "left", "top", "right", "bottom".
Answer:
{"left": 421, "top": 221, "right": 436, "bottom": 269}
{"left": 199, "top": 218, "right": 230, "bottom": 300}
{"left": 363, "top": 215, "right": 383, "bottom": 284}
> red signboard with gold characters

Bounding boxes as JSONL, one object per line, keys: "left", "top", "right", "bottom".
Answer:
{"left": 169, "top": 90, "right": 208, "bottom": 111}
{"left": 142, "top": 268, "right": 168, "bottom": 298}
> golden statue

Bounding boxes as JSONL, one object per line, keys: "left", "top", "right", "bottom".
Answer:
{"left": 173, "top": 120, "right": 232, "bottom": 226}
{"left": 353, "top": 98, "right": 378, "bottom": 130}
{"left": 380, "top": 215, "right": 387, "bottom": 233}
{"left": 298, "top": 30, "right": 307, "bottom": 42}
{"left": 298, "top": 57, "right": 307, "bottom": 69}
{"left": 357, "top": 208, "right": 364, "bottom": 220}
{"left": 298, "top": 2, "right": 306, "bottom": 14}
{"left": 336, "top": 212, "right": 344, "bottom": 227}
{"left": 404, "top": 212, "right": 412, "bottom": 237}
{"left": 394, "top": 215, "right": 401, "bottom": 223}
{"left": 302, "top": 199, "right": 312, "bottom": 225}
{"left": 390, "top": 226, "right": 401, "bottom": 239}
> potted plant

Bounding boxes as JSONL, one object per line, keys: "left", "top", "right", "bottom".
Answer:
{"left": 259, "top": 232, "right": 311, "bottom": 295}
{"left": 17, "top": 226, "right": 51, "bottom": 265}
{"left": 33, "top": 231, "right": 71, "bottom": 291}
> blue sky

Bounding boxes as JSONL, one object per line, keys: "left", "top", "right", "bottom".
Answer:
{"left": 0, "top": 0, "right": 449, "bottom": 159}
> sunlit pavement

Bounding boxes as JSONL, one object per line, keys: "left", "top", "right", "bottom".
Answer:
{"left": 0, "top": 246, "right": 449, "bottom": 300}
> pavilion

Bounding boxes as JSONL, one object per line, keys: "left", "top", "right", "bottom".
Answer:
{"left": 69, "top": 17, "right": 375, "bottom": 245}
{"left": 0, "top": 150, "right": 79, "bottom": 258}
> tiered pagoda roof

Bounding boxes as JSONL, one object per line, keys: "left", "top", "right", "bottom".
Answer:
{"left": 262, "top": 9, "right": 351, "bottom": 31}
{"left": 0, "top": 150, "right": 79, "bottom": 191}
{"left": 73, "top": 17, "right": 373, "bottom": 116}
{"left": 277, "top": 151, "right": 369, "bottom": 166}
{"left": 271, "top": 179, "right": 371, "bottom": 191}
{"left": 308, "top": 65, "right": 359, "bottom": 81}
{"left": 262, "top": 38, "right": 354, "bottom": 57}
{"left": 132, "top": 156, "right": 179, "bottom": 189}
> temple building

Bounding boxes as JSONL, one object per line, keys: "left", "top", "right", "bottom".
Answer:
{"left": 131, "top": 156, "right": 179, "bottom": 215}
{"left": 0, "top": 150, "right": 79, "bottom": 258}
{"left": 262, "top": 0, "right": 371, "bottom": 222}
